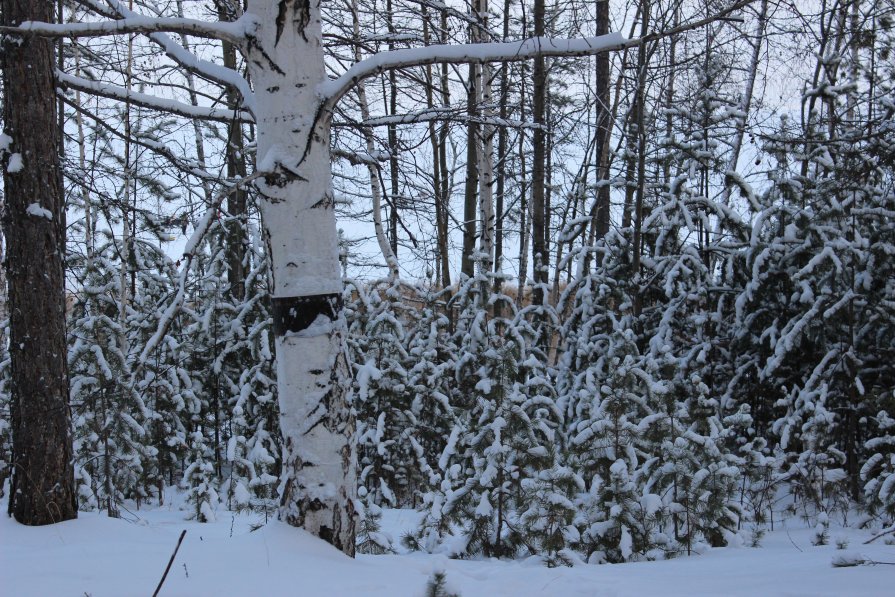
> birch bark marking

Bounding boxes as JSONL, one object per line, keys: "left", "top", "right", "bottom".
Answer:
{"left": 246, "top": 0, "right": 356, "bottom": 555}
{"left": 476, "top": 0, "right": 495, "bottom": 276}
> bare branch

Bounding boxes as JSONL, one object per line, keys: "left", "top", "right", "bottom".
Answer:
{"left": 61, "top": 94, "right": 222, "bottom": 183}
{"left": 2, "top": 15, "right": 247, "bottom": 44}
{"left": 136, "top": 171, "right": 264, "bottom": 371}
{"left": 357, "top": 106, "right": 545, "bottom": 130}
{"left": 320, "top": 0, "right": 756, "bottom": 105}
{"left": 58, "top": 71, "right": 253, "bottom": 123}
{"left": 96, "top": 0, "right": 256, "bottom": 116}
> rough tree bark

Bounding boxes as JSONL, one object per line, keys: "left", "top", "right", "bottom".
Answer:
{"left": 216, "top": 0, "right": 249, "bottom": 302}
{"left": 1, "top": 0, "right": 78, "bottom": 525}
{"left": 436, "top": 7, "right": 451, "bottom": 288}
{"left": 591, "top": 0, "right": 611, "bottom": 242}
{"left": 385, "top": 0, "right": 400, "bottom": 260}
{"left": 531, "top": 0, "right": 548, "bottom": 305}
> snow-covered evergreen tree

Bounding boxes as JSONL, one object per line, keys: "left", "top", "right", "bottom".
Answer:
{"left": 862, "top": 401, "right": 895, "bottom": 524}
{"left": 68, "top": 237, "right": 148, "bottom": 516}
{"left": 404, "top": 286, "right": 457, "bottom": 504}
{"left": 350, "top": 277, "right": 419, "bottom": 508}
{"left": 183, "top": 430, "right": 218, "bottom": 523}
{"left": 189, "top": 218, "right": 279, "bottom": 517}
{"left": 648, "top": 373, "right": 742, "bottom": 553}
{"left": 569, "top": 327, "right": 666, "bottom": 563}
{"left": 519, "top": 461, "right": 582, "bottom": 566}
{"left": 407, "top": 269, "right": 564, "bottom": 559}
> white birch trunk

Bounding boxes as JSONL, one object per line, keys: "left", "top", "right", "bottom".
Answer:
{"left": 716, "top": 0, "right": 767, "bottom": 215}
{"left": 351, "top": 0, "right": 399, "bottom": 279}
{"left": 246, "top": 0, "right": 356, "bottom": 555}
{"left": 476, "top": 0, "right": 494, "bottom": 275}
{"left": 478, "top": 65, "right": 495, "bottom": 274}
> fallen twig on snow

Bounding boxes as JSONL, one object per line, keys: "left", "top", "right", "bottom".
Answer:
{"left": 863, "top": 524, "right": 895, "bottom": 545}
{"left": 152, "top": 530, "right": 187, "bottom": 597}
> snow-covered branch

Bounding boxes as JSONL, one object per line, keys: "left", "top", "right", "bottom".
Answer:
{"left": 3, "top": 15, "right": 248, "bottom": 44}
{"left": 320, "top": 0, "right": 756, "bottom": 104}
{"left": 358, "top": 106, "right": 545, "bottom": 130}
{"left": 136, "top": 171, "right": 264, "bottom": 371}
{"left": 58, "top": 71, "right": 254, "bottom": 123}
{"left": 319, "top": 33, "right": 628, "bottom": 103}
{"left": 101, "top": 0, "right": 255, "bottom": 115}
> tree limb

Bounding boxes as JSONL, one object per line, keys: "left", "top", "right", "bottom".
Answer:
{"left": 58, "top": 71, "right": 253, "bottom": 123}
{"left": 152, "top": 530, "right": 187, "bottom": 597}
{"left": 863, "top": 524, "right": 895, "bottom": 545}
{"left": 101, "top": 0, "right": 255, "bottom": 116}
{"left": 320, "top": 0, "right": 756, "bottom": 104}
{"left": 2, "top": 15, "right": 247, "bottom": 44}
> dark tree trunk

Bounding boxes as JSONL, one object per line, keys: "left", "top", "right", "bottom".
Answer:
{"left": 386, "top": 0, "right": 400, "bottom": 259}
{"left": 423, "top": 11, "right": 447, "bottom": 287}
{"left": 216, "top": 1, "right": 248, "bottom": 302}
{"left": 531, "top": 0, "right": 547, "bottom": 304}
{"left": 630, "top": 1, "right": 649, "bottom": 318}
{"left": 437, "top": 7, "right": 452, "bottom": 288}
{"left": 493, "top": 0, "right": 512, "bottom": 297}
{"left": 461, "top": 61, "right": 479, "bottom": 279}
{"left": 592, "top": 0, "right": 611, "bottom": 241}
{"left": 2, "top": 0, "right": 77, "bottom": 525}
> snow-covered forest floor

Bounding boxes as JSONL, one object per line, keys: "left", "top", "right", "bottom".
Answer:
{"left": 3, "top": 492, "right": 893, "bottom": 597}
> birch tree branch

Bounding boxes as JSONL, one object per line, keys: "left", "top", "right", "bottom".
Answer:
{"left": 58, "top": 71, "right": 254, "bottom": 123}
{"left": 319, "top": 0, "right": 756, "bottom": 104}
{"left": 99, "top": 0, "right": 255, "bottom": 115}
{"left": 1, "top": 15, "right": 247, "bottom": 44}
{"left": 319, "top": 33, "right": 629, "bottom": 103}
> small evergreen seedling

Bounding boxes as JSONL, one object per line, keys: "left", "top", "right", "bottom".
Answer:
{"left": 812, "top": 514, "right": 830, "bottom": 546}
{"left": 425, "top": 571, "right": 459, "bottom": 597}
{"left": 749, "top": 527, "right": 766, "bottom": 548}
{"left": 355, "top": 502, "right": 395, "bottom": 555}
{"left": 831, "top": 553, "right": 866, "bottom": 568}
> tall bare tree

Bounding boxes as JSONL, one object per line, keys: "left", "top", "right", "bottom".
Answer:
{"left": 531, "top": 0, "right": 548, "bottom": 305}
{"left": 1, "top": 0, "right": 77, "bottom": 525}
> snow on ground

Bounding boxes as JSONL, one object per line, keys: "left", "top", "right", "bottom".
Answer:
{"left": 2, "top": 495, "right": 893, "bottom": 596}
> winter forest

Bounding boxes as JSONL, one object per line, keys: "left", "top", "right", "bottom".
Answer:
{"left": 1, "top": 0, "right": 894, "bottom": 593}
